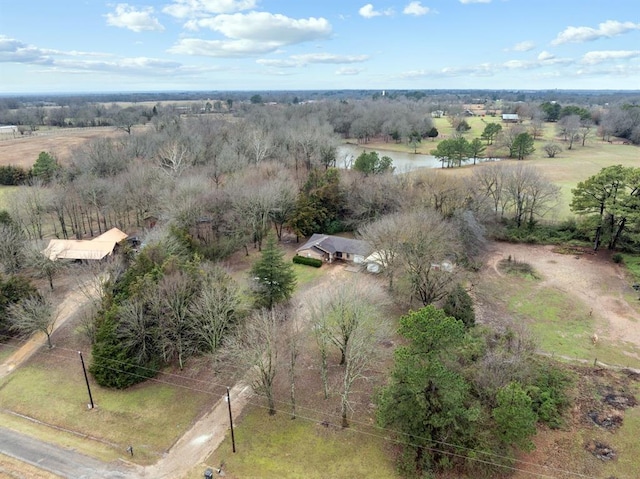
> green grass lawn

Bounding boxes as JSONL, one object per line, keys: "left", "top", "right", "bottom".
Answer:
{"left": 198, "top": 406, "right": 399, "bottom": 479}
{"left": 0, "top": 360, "right": 211, "bottom": 465}
{"left": 292, "top": 262, "right": 325, "bottom": 286}
{"left": 607, "top": 390, "right": 640, "bottom": 479}
{"left": 499, "top": 274, "right": 640, "bottom": 369}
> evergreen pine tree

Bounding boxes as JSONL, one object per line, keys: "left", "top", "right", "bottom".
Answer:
{"left": 250, "top": 234, "right": 296, "bottom": 309}
{"left": 443, "top": 283, "right": 475, "bottom": 329}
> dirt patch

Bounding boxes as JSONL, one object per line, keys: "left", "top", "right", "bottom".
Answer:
{"left": 481, "top": 242, "right": 640, "bottom": 354}
{"left": 603, "top": 392, "right": 638, "bottom": 409}
{"left": 587, "top": 410, "right": 624, "bottom": 429}
{"left": 585, "top": 440, "right": 617, "bottom": 461}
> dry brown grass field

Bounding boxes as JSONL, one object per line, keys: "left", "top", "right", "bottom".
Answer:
{"left": 0, "top": 127, "right": 131, "bottom": 168}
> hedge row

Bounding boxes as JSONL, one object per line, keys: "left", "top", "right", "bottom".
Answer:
{"left": 292, "top": 255, "right": 323, "bottom": 268}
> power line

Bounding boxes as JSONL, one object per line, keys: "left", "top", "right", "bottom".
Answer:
{"left": 0, "top": 338, "right": 602, "bottom": 479}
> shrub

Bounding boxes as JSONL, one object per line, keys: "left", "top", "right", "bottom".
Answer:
{"left": 292, "top": 255, "right": 323, "bottom": 268}
{"left": 612, "top": 253, "right": 624, "bottom": 264}
{"left": 527, "top": 363, "right": 572, "bottom": 429}
{"left": 0, "top": 165, "right": 30, "bottom": 185}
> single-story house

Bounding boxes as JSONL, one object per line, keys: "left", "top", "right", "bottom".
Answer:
{"left": 42, "top": 227, "right": 128, "bottom": 261}
{"left": 501, "top": 113, "right": 520, "bottom": 123}
{"left": 296, "top": 234, "right": 371, "bottom": 264}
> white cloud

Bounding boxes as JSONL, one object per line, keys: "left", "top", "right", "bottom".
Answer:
{"left": 257, "top": 53, "right": 369, "bottom": 68}
{"left": 291, "top": 53, "right": 368, "bottom": 64}
{"left": 537, "top": 51, "right": 555, "bottom": 61}
{"left": 186, "top": 12, "right": 332, "bottom": 44}
{"left": 169, "top": 38, "right": 280, "bottom": 57}
{"left": 358, "top": 4, "right": 394, "bottom": 19}
{"left": 163, "top": 0, "right": 256, "bottom": 19}
{"left": 56, "top": 57, "right": 183, "bottom": 75}
{"left": 403, "top": 2, "right": 430, "bottom": 16}
{"left": 335, "top": 67, "right": 363, "bottom": 76}
{"left": 0, "top": 35, "right": 204, "bottom": 78}
{"left": 105, "top": 4, "right": 164, "bottom": 33}
{"left": 509, "top": 41, "right": 535, "bottom": 52}
{"left": 552, "top": 20, "right": 640, "bottom": 45}
{"left": 459, "top": 0, "right": 491, "bottom": 4}
{"left": 581, "top": 50, "right": 640, "bottom": 65}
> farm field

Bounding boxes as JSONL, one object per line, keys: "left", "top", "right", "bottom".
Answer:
{"left": 358, "top": 116, "right": 640, "bottom": 219}
{"left": 0, "top": 126, "right": 133, "bottom": 169}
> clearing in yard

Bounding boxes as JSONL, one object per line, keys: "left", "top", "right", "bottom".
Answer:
{"left": 477, "top": 241, "right": 640, "bottom": 479}
{"left": 197, "top": 406, "right": 398, "bottom": 479}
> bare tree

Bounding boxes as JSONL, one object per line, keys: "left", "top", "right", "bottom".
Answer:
{"left": 8, "top": 294, "right": 57, "bottom": 349}
{"left": 578, "top": 120, "right": 594, "bottom": 147}
{"left": 0, "top": 222, "right": 26, "bottom": 273}
{"left": 339, "top": 312, "right": 388, "bottom": 428}
{"left": 9, "top": 181, "right": 50, "bottom": 240}
{"left": 543, "top": 142, "right": 563, "bottom": 158}
{"left": 157, "top": 140, "right": 192, "bottom": 178}
{"left": 307, "top": 276, "right": 389, "bottom": 426}
{"left": 557, "top": 114, "right": 581, "bottom": 149}
{"left": 226, "top": 307, "right": 285, "bottom": 415}
{"left": 26, "top": 241, "right": 66, "bottom": 290}
{"left": 156, "top": 271, "right": 200, "bottom": 369}
{"left": 502, "top": 163, "right": 560, "bottom": 228}
{"left": 285, "top": 315, "right": 302, "bottom": 419}
{"left": 189, "top": 266, "right": 243, "bottom": 353}
{"left": 496, "top": 124, "right": 526, "bottom": 156}
{"left": 399, "top": 210, "right": 463, "bottom": 306}
{"left": 357, "top": 215, "right": 405, "bottom": 292}
{"left": 118, "top": 297, "right": 158, "bottom": 365}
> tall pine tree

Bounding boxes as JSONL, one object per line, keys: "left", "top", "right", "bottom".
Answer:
{"left": 250, "top": 234, "right": 296, "bottom": 309}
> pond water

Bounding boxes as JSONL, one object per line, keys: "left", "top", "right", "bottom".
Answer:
{"left": 337, "top": 144, "right": 441, "bottom": 172}
{"left": 337, "top": 143, "right": 500, "bottom": 173}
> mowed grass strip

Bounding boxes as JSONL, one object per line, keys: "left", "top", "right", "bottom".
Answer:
{"left": 0, "top": 360, "right": 211, "bottom": 465}
{"left": 200, "top": 406, "right": 399, "bottom": 479}
{"left": 0, "top": 452, "right": 64, "bottom": 479}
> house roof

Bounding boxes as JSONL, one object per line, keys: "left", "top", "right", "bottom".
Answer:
{"left": 95, "top": 228, "right": 128, "bottom": 243}
{"left": 42, "top": 228, "right": 128, "bottom": 261}
{"left": 297, "top": 234, "right": 370, "bottom": 257}
{"left": 502, "top": 113, "right": 519, "bottom": 120}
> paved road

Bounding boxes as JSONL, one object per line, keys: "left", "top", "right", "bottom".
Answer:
{"left": 0, "top": 426, "right": 136, "bottom": 479}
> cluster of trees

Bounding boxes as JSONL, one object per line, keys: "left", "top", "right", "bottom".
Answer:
{"left": 571, "top": 165, "right": 640, "bottom": 251}
{"left": 89, "top": 234, "right": 245, "bottom": 387}
{"left": 377, "top": 306, "right": 571, "bottom": 477}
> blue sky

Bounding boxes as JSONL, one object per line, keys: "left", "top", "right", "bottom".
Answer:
{"left": 1, "top": 0, "right": 639, "bottom": 93}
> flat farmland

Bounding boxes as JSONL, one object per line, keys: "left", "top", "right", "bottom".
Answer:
{"left": 0, "top": 127, "right": 130, "bottom": 168}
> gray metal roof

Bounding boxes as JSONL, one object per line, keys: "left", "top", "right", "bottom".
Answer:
{"left": 297, "top": 234, "right": 371, "bottom": 256}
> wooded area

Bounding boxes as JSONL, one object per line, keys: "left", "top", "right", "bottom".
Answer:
{"left": 1, "top": 90, "right": 640, "bottom": 478}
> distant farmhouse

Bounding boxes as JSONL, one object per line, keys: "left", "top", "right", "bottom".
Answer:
{"left": 43, "top": 228, "right": 128, "bottom": 261}
{"left": 296, "top": 234, "right": 371, "bottom": 264}
{"left": 501, "top": 113, "right": 520, "bottom": 123}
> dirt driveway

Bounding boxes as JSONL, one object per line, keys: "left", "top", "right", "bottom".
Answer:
{"left": 483, "top": 242, "right": 640, "bottom": 351}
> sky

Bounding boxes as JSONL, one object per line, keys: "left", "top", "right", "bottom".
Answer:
{"left": 1, "top": 0, "right": 639, "bottom": 93}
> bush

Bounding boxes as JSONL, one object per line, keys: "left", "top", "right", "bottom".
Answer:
{"left": 0, "top": 165, "right": 30, "bottom": 185}
{"left": 612, "top": 253, "right": 624, "bottom": 264}
{"left": 527, "top": 363, "right": 572, "bottom": 429}
{"left": 292, "top": 255, "right": 323, "bottom": 268}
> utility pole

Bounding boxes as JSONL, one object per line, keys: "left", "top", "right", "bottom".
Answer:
{"left": 226, "top": 387, "right": 236, "bottom": 453}
{"left": 78, "top": 351, "right": 94, "bottom": 409}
